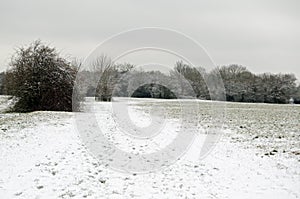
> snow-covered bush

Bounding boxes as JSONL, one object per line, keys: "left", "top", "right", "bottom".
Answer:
{"left": 5, "top": 40, "right": 80, "bottom": 112}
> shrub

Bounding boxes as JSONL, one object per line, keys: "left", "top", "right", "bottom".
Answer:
{"left": 131, "top": 83, "right": 177, "bottom": 99}
{"left": 5, "top": 40, "right": 80, "bottom": 112}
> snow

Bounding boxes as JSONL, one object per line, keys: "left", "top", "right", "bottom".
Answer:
{"left": 0, "top": 96, "right": 299, "bottom": 198}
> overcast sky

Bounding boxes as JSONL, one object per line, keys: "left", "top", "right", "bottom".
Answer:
{"left": 0, "top": 0, "right": 299, "bottom": 80}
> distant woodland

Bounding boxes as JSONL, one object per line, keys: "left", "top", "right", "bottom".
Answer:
{"left": 75, "top": 57, "right": 300, "bottom": 104}
{"left": 0, "top": 41, "right": 299, "bottom": 113}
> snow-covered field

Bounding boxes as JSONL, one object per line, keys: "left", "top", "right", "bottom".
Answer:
{"left": 0, "top": 96, "right": 299, "bottom": 198}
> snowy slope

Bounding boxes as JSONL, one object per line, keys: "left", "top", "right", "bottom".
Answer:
{"left": 0, "top": 96, "right": 299, "bottom": 198}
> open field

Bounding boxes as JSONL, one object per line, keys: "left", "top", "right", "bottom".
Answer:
{"left": 0, "top": 96, "right": 299, "bottom": 198}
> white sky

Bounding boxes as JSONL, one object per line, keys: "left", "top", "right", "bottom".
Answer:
{"left": 0, "top": 0, "right": 299, "bottom": 80}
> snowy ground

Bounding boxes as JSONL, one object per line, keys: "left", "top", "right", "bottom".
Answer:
{"left": 0, "top": 96, "right": 299, "bottom": 198}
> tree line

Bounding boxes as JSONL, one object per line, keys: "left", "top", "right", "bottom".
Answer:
{"left": 0, "top": 40, "right": 299, "bottom": 113}
{"left": 76, "top": 59, "right": 300, "bottom": 104}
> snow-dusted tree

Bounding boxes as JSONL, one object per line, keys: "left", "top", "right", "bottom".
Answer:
{"left": 5, "top": 40, "right": 80, "bottom": 112}
{"left": 92, "top": 56, "right": 133, "bottom": 101}
{"left": 215, "top": 65, "right": 298, "bottom": 103}
{"left": 256, "top": 73, "right": 297, "bottom": 103}
{"left": 172, "top": 61, "right": 209, "bottom": 99}
{"left": 218, "top": 64, "right": 249, "bottom": 101}
{"left": 75, "top": 58, "right": 134, "bottom": 100}
{"left": 93, "top": 55, "right": 115, "bottom": 101}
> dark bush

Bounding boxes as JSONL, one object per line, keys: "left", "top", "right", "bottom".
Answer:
{"left": 5, "top": 40, "right": 80, "bottom": 112}
{"left": 0, "top": 72, "right": 5, "bottom": 95}
{"left": 132, "top": 83, "right": 177, "bottom": 99}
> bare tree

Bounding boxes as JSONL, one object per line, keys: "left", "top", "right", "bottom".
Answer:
{"left": 171, "top": 61, "right": 208, "bottom": 98}
{"left": 87, "top": 55, "right": 134, "bottom": 101}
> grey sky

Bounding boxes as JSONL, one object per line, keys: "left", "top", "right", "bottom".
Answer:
{"left": 0, "top": 0, "right": 299, "bottom": 80}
